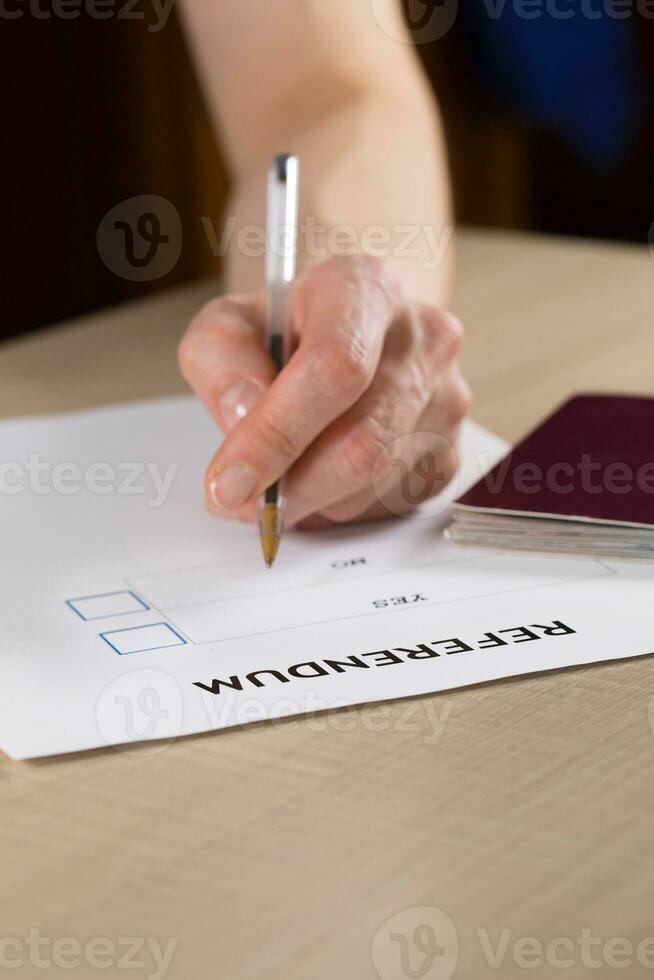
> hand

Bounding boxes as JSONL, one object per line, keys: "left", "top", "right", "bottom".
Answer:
{"left": 178, "top": 255, "right": 471, "bottom": 528}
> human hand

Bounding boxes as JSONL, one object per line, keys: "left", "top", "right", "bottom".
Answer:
{"left": 178, "top": 255, "right": 471, "bottom": 528}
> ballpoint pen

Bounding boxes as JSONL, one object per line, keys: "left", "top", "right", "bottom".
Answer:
{"left": 258, "top": 153, "right": 300, "bottom": 568}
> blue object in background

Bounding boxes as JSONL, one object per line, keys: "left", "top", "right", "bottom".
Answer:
{"left": 463, "top": 1, "right": 645, "bottom": 172}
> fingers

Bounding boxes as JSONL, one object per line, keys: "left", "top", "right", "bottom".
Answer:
{"left": 305, "top": 391, "right": 467, "bottom": 526}
{"left": 178, "top": 294, "right": 275, "bottom": 432}
{"left": 179, "top": 260, "right": 472, "bottom": 530}
{"left": 283, "top": 306, "right": 467, "bottom": 525}
{"left": 204, "top": 256, "right": 401, "bottom": 514}
{"left": 322, "top": 424, "right": 463, "bottom": 524}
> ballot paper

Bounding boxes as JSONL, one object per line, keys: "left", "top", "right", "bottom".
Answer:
{"left": 1, "top": 396, "right": 653, "bottom": 759}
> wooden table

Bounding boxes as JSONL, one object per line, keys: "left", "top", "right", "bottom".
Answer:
{"left": 1, "top": 230, "right": 653, "bottom": 979}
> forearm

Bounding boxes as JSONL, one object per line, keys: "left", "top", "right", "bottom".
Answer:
{"left": 226, "top": 87, "right": 453, "bottom": 306}
{"left": 180, "top": 0, "right": 453, "bottom": 305}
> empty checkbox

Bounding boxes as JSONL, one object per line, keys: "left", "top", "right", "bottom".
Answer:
{"left": 67, "top": 590, "right": 150, "bottom": 621}
{"left": 101, "top": 622, "right": 187, "bottom": 655}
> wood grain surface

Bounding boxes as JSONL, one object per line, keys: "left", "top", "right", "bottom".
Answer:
{"left": 1, "top": 230, "right": 653, "bottom": 980}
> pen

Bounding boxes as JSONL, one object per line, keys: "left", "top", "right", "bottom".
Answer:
{"left": 258, "top": 153, "right": 300, "bottom": 568}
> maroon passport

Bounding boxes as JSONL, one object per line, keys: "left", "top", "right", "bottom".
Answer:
{"left": 455, "top": 394, "right": 654, "bottom": 529}
{"left": 452, "top": 395, "right": 654, "bottom": 561}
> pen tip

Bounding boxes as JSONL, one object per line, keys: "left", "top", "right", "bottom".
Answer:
{"left": 261, "top": 536, "right": 280, "bottom": 568}
{"left": 260, "top": 502, "right": 282, "bottom": 568}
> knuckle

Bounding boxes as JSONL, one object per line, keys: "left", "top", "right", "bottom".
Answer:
{"left": 195, "top": 296, "right": 224, "bottom": 322}
{"left": 311, "top": 335, "right": 374, "bottom": 402}
{"left": 422, "top": 308, "right": 465, "bottom": 363}
{"left": 195, "top": 294, "right": 248, "bottom": 326}
{"left": 178, "top": 300, "right": 228, "bottom": 379}
{"left": 441, "top": 313, "right": 465, "bottom": 360}
{"left": 446, "top": 378, "right": 473, "bottom": 428}
{"left": 295, "top": 257, "right": 352, "bottom": 310}
{"left": 190, "top": 297, "right": 232, "bottom": 338}
{"left": 345, "top": 252, "right": 388, "bottom": 283}
{"left": 351, "top": 253, "right": 400, "bottom": 292}
{"left": 350, "top": 254, "right": 404, "bottom": 312}
{"left": 184, "top": 295, "right": 261, "bottom": 348}
{"left": 177, "top": 330, "right": 200, "bottom": 380}
{"left": 336, "top": 422, "right": 391, "bottom": 487}
{"left": 253, "top": 412, "right": 301, "bottom": 465}
{"left": 178, "top": 295, "right": 265, "bottom": 383}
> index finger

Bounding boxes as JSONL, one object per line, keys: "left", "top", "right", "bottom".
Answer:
{"left": 178, "top": 293, "right": 274, "bottom": 431}
{"left": 206, "top": 256, "right": 402, "bottom": 514}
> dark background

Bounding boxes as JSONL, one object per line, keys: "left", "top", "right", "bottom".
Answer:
{"left": 1, "top": 2, "right": 652, "bottom": 340}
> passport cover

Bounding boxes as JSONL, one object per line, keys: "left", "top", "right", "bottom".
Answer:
{"left": 455, "top": 394, "right": 654, "bottom": 529}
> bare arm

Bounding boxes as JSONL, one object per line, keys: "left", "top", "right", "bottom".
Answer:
{"left": 178, "top": 0, "right": 470, "bottom": 530}
{"left": 179, "top": 0, "right": 453, "bottom": 304}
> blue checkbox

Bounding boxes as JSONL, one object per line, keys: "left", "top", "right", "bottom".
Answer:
{"left": 101, "top": 622, "right": 187, "bottom": 655}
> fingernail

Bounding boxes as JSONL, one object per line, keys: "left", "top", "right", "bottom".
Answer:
{"left": 210, "top": 465, "right": 258, "bottom": 511}
{"left": 218, "top": 382, "right": 263, "bottom": 432}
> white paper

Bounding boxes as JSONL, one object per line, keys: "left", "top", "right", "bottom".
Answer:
{"left": 0, "top": 396, "right": 652, "bottom": 760}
